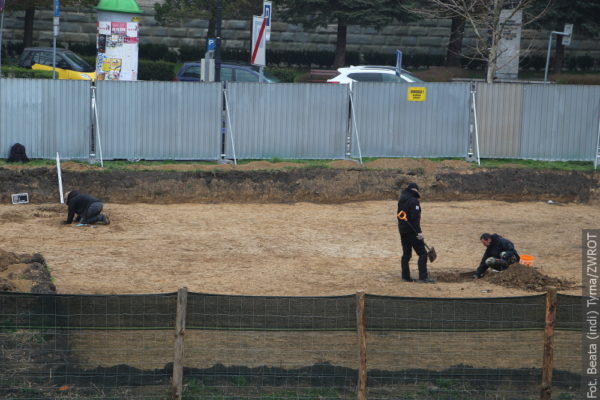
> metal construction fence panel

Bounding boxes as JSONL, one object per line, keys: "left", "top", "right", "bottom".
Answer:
{"left": 521, "top": 84, "right": 600, "bottom": 161}
{"left": 0, "top": 291, "right": 586, "bottom": 399}
{"left": 95, "top": 81, "right": 222, "bottom": 160}
{"left": 0, "top": 79, "right": 91, "bottom": 159}
{"left": 475, "top": 83, "right": 524, "bottom": 159}
{"left": 224, "top": 83, "right": 349, "bottom": 159}
{"left": 2, "top": 79, "right": 600, "bottom": 163}
{"left": 350, "top": 82, "right": 470, "bottom": 158}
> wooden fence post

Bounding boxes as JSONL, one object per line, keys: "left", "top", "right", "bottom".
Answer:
{"left": 356, "top": 291, "right": 367, "bottom": 400}
{"left": 172, "top": 287, "right": 188, "bottom": 400}
{"left": 540, "top": 287, "right": 557, "bottom": 400}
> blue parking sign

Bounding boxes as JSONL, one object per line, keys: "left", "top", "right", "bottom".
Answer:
{"left": 207, "top": 38, "right": 216, "bottom": 51}
{"left": 263, "top": 2, "right": 271, "bottom": 26}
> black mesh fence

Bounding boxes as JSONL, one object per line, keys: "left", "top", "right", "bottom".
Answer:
{"left": 0, "top": 291, "right": 586, "bottom": 399}
{"left": 554, "top": 294, "right": 584, "bottom": 393}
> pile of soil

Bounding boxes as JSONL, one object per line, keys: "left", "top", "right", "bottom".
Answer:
{"left": 434, "top": 264, "right": 575, "bottom": 292}
{"left": 0, "top": 248, "right": 56, "bottom": 293}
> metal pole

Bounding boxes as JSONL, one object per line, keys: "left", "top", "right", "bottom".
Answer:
{"left": 543, "top": 32, "right": 553, "bottom": 84}
{"left": 595, "top": 104, "right": 600, "bottom": 170}
{"left": 471, "top": 88, "right": 481, "bottom": 166}
{"left": 0, "top": 10, "right": 5, "bottom": 77}
{"left": 56, "top": 152, "right": 64, "bottom": 203}
{"left": 215, "top": 0, "right": 222, "bottom": 82}
{"left": 52, "top": 0, "right": 59, "bottom": 80}
{"left": 52, "top": 36, "right": 57, "bottom": 79}
{"left": 92, "top": 86, "right": 104, "bottom": 167}
{"left": 223, "top": 88, "right": 237, "bottom": 165}
{"left": 348, "top": 88, "right": 363, "bottom": 165}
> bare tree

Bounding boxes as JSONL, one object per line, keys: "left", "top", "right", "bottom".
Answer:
{"left": 407, "top": 0, "right": 551, "bottom": 83}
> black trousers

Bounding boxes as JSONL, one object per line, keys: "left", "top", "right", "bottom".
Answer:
{"left": 400, "top": 231, "right": 428, "bottom": 280}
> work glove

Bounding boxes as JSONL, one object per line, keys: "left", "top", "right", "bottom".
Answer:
{"left": 416, "top": 233, "right": 424, "bottom": 241}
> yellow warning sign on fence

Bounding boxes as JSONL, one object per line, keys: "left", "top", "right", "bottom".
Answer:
{"left": 407, "top": 87, "right": 427, "bottom": 102}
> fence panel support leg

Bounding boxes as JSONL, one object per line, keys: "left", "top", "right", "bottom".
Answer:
{"left": 540, "top": 287, "right": 557, "bottom": 400}
{"left": 172, "top": 287, "right": 188, "bottom": 400}
{"left": 356, "top": 291, "right": 367, "bottom": 400}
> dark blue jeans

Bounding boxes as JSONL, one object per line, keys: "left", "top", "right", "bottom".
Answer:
{"left": 81, "top": 202, "right": 103, "bottom": 224}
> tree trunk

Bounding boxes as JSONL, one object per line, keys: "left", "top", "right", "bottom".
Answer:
{"left": 486, "top": 39, "right": 498, "bottom": 83}
{"left": 333, "top": 23, "right": 347, "bottom": 69}
{"left": 23, "top": 7, "right": 35, "bottom": 48}
{"left": 552, "top": 35, "right": 564, "bottom": 74}
{"left": 445, "top": 15, "right": 465, "bottom": 67}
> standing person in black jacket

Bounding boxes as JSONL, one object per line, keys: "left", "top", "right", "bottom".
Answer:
{"left": 473, "top": 233, "right": 520, "bottom": 278}
{"left": 64, "top": 191, "right": 110, "bottom": 225}
{"left": 397, "top": 182, "right": 434, "bottom": 283}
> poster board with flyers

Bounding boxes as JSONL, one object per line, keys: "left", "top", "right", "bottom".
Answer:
{"left": 96, "top": 15, "right": 139, "bottom": 81}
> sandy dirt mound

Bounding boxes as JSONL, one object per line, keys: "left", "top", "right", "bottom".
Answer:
{"left": 0, "top": 249, "right": 56, "bottom": 293}
{"left": 435, "top": 264, "right": 576, "bottom": 292}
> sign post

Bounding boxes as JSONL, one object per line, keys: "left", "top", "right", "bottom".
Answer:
{"left": 544, "top": 23, "right": 573, "bottom": 83}
{"left": 0, "top": 0, "right": 5, "bottom": 77}
{"left": 561, "top": 23, "right": 573, "bottom": 46}
{"left": 251, "top": 15, "right": 267, "bottom": 83}
{"left": 53, "top": 0, "right": 60, "bottom": 79}
{"left": 202, "top": 38, "right": 216, "bottom": 82}
{"left": 395, "top": 50, "right": 402, "bottom": 77}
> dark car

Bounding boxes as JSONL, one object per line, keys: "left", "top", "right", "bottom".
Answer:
{"left": 18, "top": 47, "right": 96, "bottom": 80}
{"left": 175, "top": 62, "right": 280, "bottom": 83}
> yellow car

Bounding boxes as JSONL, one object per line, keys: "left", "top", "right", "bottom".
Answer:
{"left": 18, "top": 47, "right": 96, "bottom": 80}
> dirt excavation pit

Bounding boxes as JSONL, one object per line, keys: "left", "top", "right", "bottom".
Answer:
{"left": 434, "top": 263, "right": 576, "bottom": 292}
{"left": 0, "top": 160, "right": 598, "bottom": 297}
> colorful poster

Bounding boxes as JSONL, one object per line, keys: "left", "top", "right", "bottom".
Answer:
{"left": 98, "top": 21, "right": 111, "bottom": 35}
{"left": 126, "top": 22, "right": 138, "bottom": 38}
{"left": 97, "top": 35, "right": 106, "bottom": 53}
{"left": 108, "top": 34, "right": 123, "bottom": 47}
{"left": 111, "top": 22, "right": 126, "bottom": 35}
{"left": 101, "top": 57, "right": 122, "bottom": 80}
{"left": 96, "top": 53, "right": 106, "bottom": 71}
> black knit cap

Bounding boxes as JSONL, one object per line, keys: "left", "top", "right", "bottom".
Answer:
{"left": 407, "top": 182, "right": 420, "bottom": 190}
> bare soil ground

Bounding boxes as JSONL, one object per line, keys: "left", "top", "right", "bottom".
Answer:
{"left": 0, "top": 159, "right": 597, "bottom": 297}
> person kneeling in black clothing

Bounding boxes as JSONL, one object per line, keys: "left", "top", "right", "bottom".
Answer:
{"left": 473, "top": 233, "right": 520, "bottom": 278}
{"left": 64, "top": 191, "right": 110, "bottom": 226}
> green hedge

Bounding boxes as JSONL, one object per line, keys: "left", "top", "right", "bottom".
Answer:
{"left": 139, "top": 43, "right": 179, "bottom": 63}
{"left": 138, "top": 59, "right": 176, "bottom": 81}
{"left": 0, "top": 65, "right": 53, "bottom": 79}
{"left": 178, "top": 44, "right": 204, "bottom": 62}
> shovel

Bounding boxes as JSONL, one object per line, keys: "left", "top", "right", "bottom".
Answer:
{"left": 397, "top": 210, "right": 437, "bottom": 262}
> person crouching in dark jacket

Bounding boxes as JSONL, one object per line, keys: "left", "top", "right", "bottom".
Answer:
{"left": 397, "top": 182, "right": 433, "bottom": 283}
{"left": 64, "top": 191, "right": 110, "bottom": 225}
{"left": 474, "top": 233, "right": 520, "bottom": 278}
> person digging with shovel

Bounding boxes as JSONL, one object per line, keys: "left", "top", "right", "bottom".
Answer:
{"left": 397, "top": 182, "right": 436, "bottom": 283}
